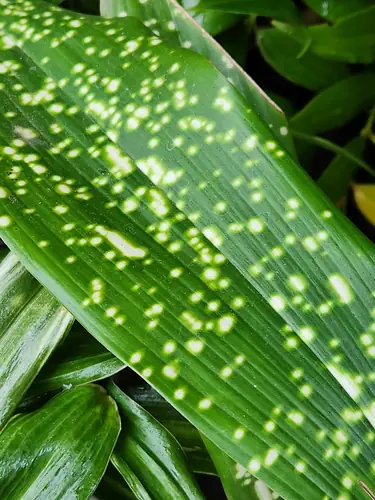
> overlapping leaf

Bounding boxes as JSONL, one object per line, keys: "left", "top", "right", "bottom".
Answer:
{"left": 195, "top": 0, "right": 300, "bottom": 22}
{"left": 100, "top": 0, "right": 295, "bottom": 155}
{"left": 257, "top": 27, "right": 349, "bottom": 91}
{"left": 0, "top": 1, "right": 375, "bottom": 498}
{"left": 109, "top": 381, "right": 203, "bottom": 500}
{"left": 0, "top": 385, "right": 121, "bottom": 499}
{"left": 29, "top": 322, "right": 125, "bottom": 396}
{"left": 0, "top": 252, "right": 74, "bottom": 426}
{"left": 303, "top": 0, "right": 373, "bottom": 21}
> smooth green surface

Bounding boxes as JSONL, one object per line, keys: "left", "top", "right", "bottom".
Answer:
{"left": 0, "top": 2, "right": 375, "bottom": 498}
{"left": 100, "top": 0, "right": 295, "bottom": 155}
{"left": 181, "top": 0, "right": 240, "bottom": 36}
{"left": 203, "top": 436, "right": 272, "bottom": 500}
{"left": 30, "top": 322, "right": 125, "bottom": 396}
{"left": 129, "top": 383, "right": 216, "bottom": 475}
{"left": 0, "top": 252, "right": 74, "bottom": 427}
{"left": 318, "top": 137, "right": 365, "bottom": 203}
{"left": 257, "top": 27, "right": 349, "bottom": 91}
{"left": 109, "top": 382, "right": 203, "bottom": 500}
{"left": 280, "top": 6, "right": 375, "bottom": 64}
{"left": 291, "top": 73, "right": 375, "bottom": 135}
{"left": 196, "top": 0, "right": 300, "bottom": 22}
{"left": 303, "top": 0, "right": 373, "bottom": 22}
{"left": 0, "top": 385, "right": 121, "bottom": 499}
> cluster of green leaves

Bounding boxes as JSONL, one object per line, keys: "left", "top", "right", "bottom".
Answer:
{"left": 0, "top": 0, "right": 375, "bottom": 499}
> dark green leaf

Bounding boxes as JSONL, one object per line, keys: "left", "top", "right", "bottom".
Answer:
{"left": 95, "top": 464, "right": 136, "bottom": 500}
{"left": 303, "top": 0, "right": 373, "bottom": 22}
{"left": 1, "top": 3, "right": 375, "bottom": 498}
{"left": 290, "top": 73, "right": 375, "bottom": 135}
{"left": 0, "top": 246, "right": 8, "bottom": 261}
{"left": 0, "top": 385, "right": 121, "bottom": 499}
{"left": 257, "top": 27, "right": 349, "bottom": 90}
{"left": 100, "top": 0, "right": 296, "bottom": 155}
{"left": 318, "top": 137, "right": 365, "bottom": 203}
{"left": 202, "top": 436, "right": 273, "bottom": 500}
{"left": 128, "top": 382, "right": 216, "bottom": 475}
{"left": 29, "top": 322, "right": 125, "bottom": 396}
{"left": 108, "top": 381, "right": 204, "bottom": 500}
{"left": 196, "top": 0, "right": 301, "bottom": 22}
{"left": 216, "top": 19, "right": 252, "bottom": 68}
{"left": 280, "top": 6, "right": 375, "bottom": 63}
{"left": 181, "top": 0, "right": 241, "bottom": 36}
{"left": 0, "top": 252, "right": 74, "bottom": 427}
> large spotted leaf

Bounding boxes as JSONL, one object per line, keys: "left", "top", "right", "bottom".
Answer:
{"left": 0, "top": 1, "right": 375, "bottom": 498}
{"left": 100, "top": 0, "right": 295, "bottom": 156}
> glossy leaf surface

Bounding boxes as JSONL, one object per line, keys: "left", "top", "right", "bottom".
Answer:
{"left": 109, "top": 382, "right": 203, "bottom": 500}
{"left": 100, "top": 0, "right": 295, "bottom": 154}
{"left": 0, "top": 252, "right": 74, "bottom": 427}
{"left": 0, "top": 385, "right": 121, "bottom": 499}
{"left": 30, "top": 322, "right": 125, "bottom": 396}
{"left": 128, "top": 382, "right": 216, "bottom": 475}
{"left": 0, "top": 2, "right": 375, "bottom": 498}
{"left": 196, "top": 0, "right": 300, "bottom": 22}
{"left": 290, "top": 73, "right": 375, "bottom": 135}
{"left": 257, "top": 27, "right": 349, "bottom": 91}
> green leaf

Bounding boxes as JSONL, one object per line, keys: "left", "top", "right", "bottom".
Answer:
{"left": 0, "top": 384, "right": 121, "bottom": 499}
{"left": 29, "top": 322, "right": 125, "bottom": 396}
{"left": 181, "top": 0, "right": 241, "bottom": 36}
{"left": 128, "top": 382, "right": 216, "bottom": 475}
{"left": 280, "top": 6, "right": 375, "bottom": 63}
{"left": 202, "top": 436, "right": 273, "bottom": 500}
{"left": 290, "top": 73, "right": 375, "bottom": 135}
{"left": 1, "top": 3, "right": 375, "bottom": 498}
{"left": 303, "top": 0, "right": 373, "bottom": 22}
{"left": 216, "top": 18, "right": 252, "bottom": 68}
{"left": 317, "top": 137, "right": 366, "bottom": 203}
{"left": 100, "top": 0, "right": 295, "bottom": 155}
{"left": 95, "top": 464, "right": 136, "bottom": 499}
{"left": 0, "top": 252, "right": 74, "bottom": 427}
{"left": 108, "top": 381, "right": 204, "bottom": 500}
{"left": 196, "top": 0, "right": 301, "bottom": 22}
{"left": 257, "top": 27, "right": 349, "bottom": 91}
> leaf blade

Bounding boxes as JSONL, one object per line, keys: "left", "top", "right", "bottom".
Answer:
{"left": 0, "top": 385, "right": 121, "bottom": 499}
{"left": 0, "top": 3, "right": 374, "bottom": 498}
{"left": 108, "top": 381, "right": 204, "bottom": 500}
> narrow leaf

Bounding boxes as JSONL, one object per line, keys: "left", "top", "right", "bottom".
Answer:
{"left": 290, "top": 73, "right": 375, "bottom": 135}
{"left": 128, "top": 382, "right": 216, "bottom": 475}
{"left": 280, "top": 6, "right": 375, "bottom": 63}
{"left": 303, "top": 0, "right": 373, "bottom": 22}
{"left": 29, "top": 322, "right": 125, "bottom": 396}
{"left": 257, "top": 27, "right": 349, "bottom": 91}
{"left": 100, "top": 0, "right": 295, "bottom": 155}
{"left": 0, "top": 252, "right": 74, "bottom": 426}
{"left": 1, "top": 3, "right": 375, "bottom": 498}
{"left": 0, "top": 385, "right": 121, "bottom": 499}
{"left": 318, "top": 137, "right": 365, "bottom": 203}
{"left": 196, "top": 0, "right": 301, "bottom": 22}
{"left": 203, "top": 436, "right": 272, "bottom": 500}
{"left": 108, "top": 381, "right": 204, "bottom": 500}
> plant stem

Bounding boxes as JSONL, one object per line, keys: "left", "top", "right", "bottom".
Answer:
{"left": 290, "top": 130, "right": 375, "bottom": 179}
